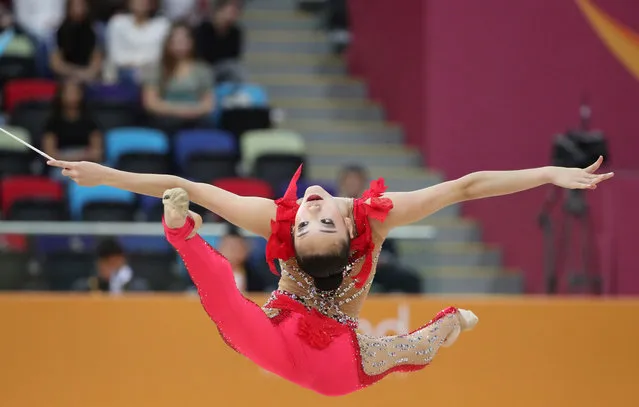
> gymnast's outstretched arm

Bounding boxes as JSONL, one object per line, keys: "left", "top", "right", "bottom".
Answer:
{"left": 374, "top": 156, "right": 613, "bottom": 235}
{"left": 47, "top": 160, "right": 276, "bottom": 238}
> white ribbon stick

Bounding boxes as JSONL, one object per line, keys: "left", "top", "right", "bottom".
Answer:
{"left": 0, "top": 127, "right": 55, "bottom": 161}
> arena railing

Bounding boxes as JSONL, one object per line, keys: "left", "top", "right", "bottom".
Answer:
{"left": 0, "top": 222, "right": 436, "bottom": 239}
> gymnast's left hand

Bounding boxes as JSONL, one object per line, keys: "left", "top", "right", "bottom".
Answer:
{"left": 47, "top": 160, "right": 107, "bottom": 187}
{"left": 549, "top": 156, "right": 614, "bottom": 190}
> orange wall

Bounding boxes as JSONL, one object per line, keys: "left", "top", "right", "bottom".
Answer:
{"left": 1, "top": 295, "right": 637, "bottom": 407}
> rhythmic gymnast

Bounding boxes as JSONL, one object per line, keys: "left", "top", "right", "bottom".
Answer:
{"left": 48, "top": 156, "right": 612, "bottom": 396}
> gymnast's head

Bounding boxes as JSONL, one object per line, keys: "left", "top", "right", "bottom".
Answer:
{"left": 292, "top": 185, "right": 354, "bottom": 291}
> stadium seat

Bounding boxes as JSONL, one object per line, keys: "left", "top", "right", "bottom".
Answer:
{"left": 4, "top": 79, "right": 56, "bottom": 113}
{"left": 174, "top": 129, "right": 238, "bottom": 181}
{"left": 43, "top": 251, "right": 95, "bottom": 291}
{"left": 116, "top": 152, "right": 170, "bottom": 174}
{"left": 0, "top": 151, "right": 31, "bottom": 178}
{"left": 0, "top": 252, "right": 31, "bottom": 290}
{"left": 278, "top": 179, "right": 337, "bottom": 199}
{"left": 82, "top": 202, "right": 136, "bottom": 221}
{"left": 0, "top": 126, "right": 30, "bottom": 152}
{"left": 7, "top": 201, "right": 67, "bottom": 221}
{"left": 9, "top": 100, "right": 51, "bottom": 148}
{"left": 90, "top": 101, "right": 139, "bottom": 131}
{"left": 218, "top": 107, "right": 271, "bottom": 139}
{"left": 68, "top": 183, "right": 136, "bottom": 220}
{"left": 240, "top": 129, "right": 306, "bottom": 174}
{"left": 1, "top": 176, "right": 63, "bottom": 215}
{"left": 104, "top": 127, "right": 169, "bottom": 167}
{"left": 139, "top": 195, "right": 164, "bottom": 221}
{"left": 213, "top": 177, "right": 274, "bottom": 198}
{"left": 0, "top": 56, "right": 36, "bottom": 89}
{"left": 86, "top": 83, "right": 140, "bottom": 104}
{"left": 127, "top": 253, "right": 178, "bottom": 291}
{"left": 254, "top": 154, "right": 306, "bottom": 190}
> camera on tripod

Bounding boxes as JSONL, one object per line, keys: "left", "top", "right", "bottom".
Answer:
{"left": 552, "top": 130, "right": 608, "bottom": 168}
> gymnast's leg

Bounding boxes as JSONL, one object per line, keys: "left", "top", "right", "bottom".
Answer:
{"left": 162, "top": 188, "right": 296, "bottom": 374}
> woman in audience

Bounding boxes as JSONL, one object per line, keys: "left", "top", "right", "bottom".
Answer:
{"left": 50, "top": 0, "right": 102, "bottom": 83}
{"left": 142, "top": 21, "right": 214, "bottom": 135}
{"left": 194, "top": 0, "right": 244, "bottom": 83}
{"left": 104, "top": 0, "right": 169, "bottom": 84}
{"left": 42, "top": 80, "right": 102, "bottom": 164}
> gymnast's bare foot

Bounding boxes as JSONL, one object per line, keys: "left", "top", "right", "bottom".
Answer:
{"left": 162, "top": 188, "right": 202, "bottom": 239}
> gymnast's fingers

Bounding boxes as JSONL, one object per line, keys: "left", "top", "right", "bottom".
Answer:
{"left": 584, "top": 155, "right": 603, "bottom": 173}
{"left": 588, "top": 173, "right": 612, "bottom": 185}
{"left": 47, "top": 160, "right": 73, "bottom": 169}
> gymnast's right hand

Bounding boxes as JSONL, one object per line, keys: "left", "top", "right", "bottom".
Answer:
{"left": 47, "top": 160, "right": 107, "bottom": 187}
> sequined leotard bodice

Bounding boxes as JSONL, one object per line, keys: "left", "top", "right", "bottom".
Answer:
{"left": 260, "top": 166, "right": 462, "bottom": 381}
{"left": 265, "top": 202, "right": 382, "bottom": 327}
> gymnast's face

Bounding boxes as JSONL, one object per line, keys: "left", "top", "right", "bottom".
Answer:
{"left": 293, "top": 186, "right": 354, "bottom": 256}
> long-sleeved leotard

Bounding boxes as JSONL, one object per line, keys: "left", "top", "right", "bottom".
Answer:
{"left": 164, "top": 167, "right": 472, "bottom": 395}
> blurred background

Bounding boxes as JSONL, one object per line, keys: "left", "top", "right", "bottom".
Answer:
{"left": 0, "top": 0, "right": 637, "bottom": 406}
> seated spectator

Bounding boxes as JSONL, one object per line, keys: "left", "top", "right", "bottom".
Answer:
{"left": 50, "top": 0, "right": 102, "bottom": 83}
{"left": 195, "top": 0, "right": 244, "bottom": 83}
{"left": 73, "top": 238, "right": 149, "bottom": 294}
{"left": 42, "top": 80, "right": 102, "bottom": 164}
{"left": 13, "top": 0, "right": 65, "bottom": 41}
{"left": 217, "top": 226, "right": 277, "bottom": 292}
{"left": 142, "top": 21, "right": 214, "bottom": 135}
{"left": 0, "top": 4, "right": 35, "bottom": 57}
{"left": 337, "top": 165, "right": 423, "bottom": 293}
{"left": 104, "top": 0, "right": 169, "bottom": 84}
{"left": 325, "top": 0, "right": 350, "bottom": 54}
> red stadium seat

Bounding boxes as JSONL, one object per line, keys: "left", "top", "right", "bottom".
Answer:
{"left": 213, "top": 177, "right": 274, "bottom": 199}
{"left": 0, "top": 176, "right": 63, "bottom": 214}
{"left": 4, "top": 79, "right": 57, "bottom": 113}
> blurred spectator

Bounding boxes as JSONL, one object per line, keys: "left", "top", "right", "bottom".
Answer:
{"left": 50, "top": 0, "right": 102, "bottom": 83}
{"left": 217, "top": 225, "right": 275, "bottom": 292}
{"left": 104, "top": 0, "right": 169, "bottom": 84}
{"left": 0, "top": 4, "right": 34, "bottom": 56}
{"left": 13, "top": 0, "right": 65, "bottom": 41}
{"left": 337, "top": 165, "right": 423, "bottom": 293}
{"left": 161, "top": 0, "right": 197, "bottom": 21}
{"left": 195, "top": 0, "right": 245, "bottom": 83}
{"left": 142, "top": 21, "right": 214, "bottom": 135}
{"left": 42, "top": 80, "right": 102, "bottom": 164}
{"left": 72, "top": 238, "right": 149, "bottom": 293}
{"left": 324, "top": 0, "right": 350, "bottom": 54}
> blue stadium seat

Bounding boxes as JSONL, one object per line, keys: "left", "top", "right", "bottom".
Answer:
{"left": 174, "top": 129, "right": 238, "bottom": 182}
{"left": 68, "top": 183, "right": 136, "bottom": 220}
{"left": 104, "top": 127, "right": 169, "bottom": 167}
{"left": 174, "top": 129, "right": 237, "bottom": 169}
